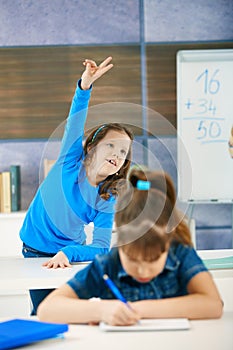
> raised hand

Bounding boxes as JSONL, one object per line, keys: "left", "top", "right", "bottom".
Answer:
{"left": 81, "top": 56, "right": 113, "bottom": 90}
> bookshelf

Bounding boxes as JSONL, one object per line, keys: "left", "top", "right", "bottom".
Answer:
{"left": 0, "top": 211, "right": 26, "bottom": 219}
{"left": 0, "top": 211, "right": 30, "bottom": 318}
{"left": 0, "top": 211, "right": 94, "bottom": 257}
{"left": 0, "top": 165, "right": 21, "bottom": 213}
{"left": 0, "top": 211, "right": 26, "bottom": 257}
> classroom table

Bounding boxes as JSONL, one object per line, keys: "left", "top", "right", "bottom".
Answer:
{"left": 0, "top": 257, "right": 89, "bottom": 291}
{"left": 1, "top": 312, "right": 232, "bottom": 350}
{"left": 0, "top": 251, "right": 232, "bottom": 292}
{"left": 0, "top": 251, "right": 232, "bottom": 318}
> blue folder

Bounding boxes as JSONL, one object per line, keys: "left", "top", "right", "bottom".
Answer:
{"left": 0, "top": 318, "right": 69, "bottom": 350}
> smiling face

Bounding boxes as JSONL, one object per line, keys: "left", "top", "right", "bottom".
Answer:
{"left": 119, "top": 248, "right": 168, "bottom": 283}
{"left": 88, "top": 129, "right": 131, "bottom": 184}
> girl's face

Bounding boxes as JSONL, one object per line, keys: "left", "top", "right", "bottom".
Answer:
{"left": 91, "top": 129, "right": 131, "bottom": 181}
{"left": 119, "top": 248, "right": 168, "bottom": 283}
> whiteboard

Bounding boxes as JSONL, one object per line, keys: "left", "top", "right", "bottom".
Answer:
{"left": 177, "top": 49, "right": 233, "bottom": 202}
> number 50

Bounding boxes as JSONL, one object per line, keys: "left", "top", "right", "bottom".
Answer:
{"left": 197, "top": 120, "right": 221, "bottom": 139}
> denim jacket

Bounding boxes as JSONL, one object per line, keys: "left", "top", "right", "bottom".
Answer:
{"left": 67, "top": 243, "right": 208, "bottom": 301}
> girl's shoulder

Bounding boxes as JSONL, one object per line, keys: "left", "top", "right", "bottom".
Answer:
{"left": 169, "top": 242, "right": 206, "bottom": 272}
{"left": 93, "top": 248, "right": 120, "bottom": 274}
{"left": 169, "top": 242, "right": 199, "bottom": 264}
{"left": 170, "top": 241, "right": 194, "bottom": 254}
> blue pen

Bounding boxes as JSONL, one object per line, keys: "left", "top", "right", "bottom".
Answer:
{"left": 103, "top": 274, "right": 128, "bottom": 305}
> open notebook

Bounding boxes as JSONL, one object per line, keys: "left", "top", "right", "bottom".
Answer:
{"left": 100, "top": 318, "right": 190, "bottom": 332}
{"left": 0, "top": 318, "right": 68, "bottom": 350}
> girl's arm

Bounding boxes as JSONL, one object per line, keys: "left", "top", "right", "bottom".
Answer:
{"left": 43, "top": 245, "right": 109, "bottom": 268}
{"left": 38, "top": 284, "right": 103, "bottom": 324}
{"left": 131, "top": 271, "right": 223, "bottom": 320}
{"left": 43, "top": 204, "right": 115, "bottom": 267}
{"left": 37, "top": 283, "right": 139, "bottom": 325}
{"left": 61, "top": 201, "right": 116, "bottom": 262}
{"left": 58, "top": 81, "right": 92, "bottom": 162}
{"left": 59, "top": 57, "right": 113, "bottom": 162}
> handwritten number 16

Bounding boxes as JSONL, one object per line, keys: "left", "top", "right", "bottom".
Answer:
{"left": 196, "top": 69, "right": 220, "bottom": 94}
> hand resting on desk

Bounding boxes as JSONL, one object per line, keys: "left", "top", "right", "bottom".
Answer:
{"left": 42, "top": 251, "right": 72, "bottom": 269}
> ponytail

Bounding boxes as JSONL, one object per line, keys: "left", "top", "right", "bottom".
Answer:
{"left": 115, "top": 168, "right": 193, "bottom": 254}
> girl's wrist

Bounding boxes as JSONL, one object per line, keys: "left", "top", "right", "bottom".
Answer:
{"left": 80, "top": 77, "right": 92, "bottom": 90}
{"left": 81, "top": 83, "right": 91, "bottom": 90}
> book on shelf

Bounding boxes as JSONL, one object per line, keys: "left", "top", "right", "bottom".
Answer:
{"left": 10, "top": 165, "right": 21, "bottom": 211}
{"left": 0, "top": 171, "right": 11, "bottom": 213}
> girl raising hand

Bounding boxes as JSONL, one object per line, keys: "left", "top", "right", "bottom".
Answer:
{"left": 20, "top": 57, "right": 134, "bottom": 314}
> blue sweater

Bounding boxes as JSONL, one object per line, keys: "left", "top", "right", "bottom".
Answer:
{"left": 19, "top": 81, "right": 116, "bottom": 262}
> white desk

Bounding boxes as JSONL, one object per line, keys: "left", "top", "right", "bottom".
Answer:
{"left": 2, "top": 312, "right": 233, "bottom": 350}
{"left": 0, "top": 250, "right": 232, "bottom": 291}
{"left": 0, "top": 257, "right": 89, "bottom": 291}
{"left": 0, "top": 253, "right": 233, "bottom": 317}
{"left": 0, "top": 258, "right": 89, "bottom": 318}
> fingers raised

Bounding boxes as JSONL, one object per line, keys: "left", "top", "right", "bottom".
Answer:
{"left": 83, "top": 59, "right": 97, "bottom": 67}
{"left": 81, "top": 56, "right": 113, "bottom": 89}
{"left": 83, "top": 56, "right": 113, "bottom": 72}
{"left": 99, "top": 56, "right": 113, "bottom": 68}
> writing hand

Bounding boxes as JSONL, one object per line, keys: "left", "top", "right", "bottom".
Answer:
{"left": 81, "top": 56, "right": 113, "bottom": 90}
{"left": 42, "top": 251, "right": 71, "bottom": 269}
{"left": 101, "top": 300, "right": 140, "bottom": 326}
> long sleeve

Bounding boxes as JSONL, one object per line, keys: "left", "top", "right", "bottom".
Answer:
{"left": 20, "top": 79, "right": 116, "bottom": 261}
{"left": 61, "top": 196, "right": 116, "bottom": 262}
{"left": 61, "top": 245, "right": 109, "bottom": 262}
{"left": 58, "top": 80, "right": 92, "bottom": 163}
{"left": 60, "top": 211, "right": 115, "bottom": 262}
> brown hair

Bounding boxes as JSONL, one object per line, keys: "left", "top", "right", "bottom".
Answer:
{"left": 115, "top": 168, "right": 192, "bottom": 261}
{"left": 83, "top": 123, "right": 134, "bottom": 200}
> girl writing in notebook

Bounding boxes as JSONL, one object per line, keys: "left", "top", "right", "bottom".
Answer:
{"left": 38, "top": 168, "right": 223, "bottom": 325}
{"left": 19, "top": 56, "right": 133, "bottom": 314}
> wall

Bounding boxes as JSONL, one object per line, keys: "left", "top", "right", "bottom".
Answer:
{"left": 0, "top": 0, "right": 232, "bottom": 45}
{"left": 0, "top": 137, "right": 232, "bottom": 250}
{"left": 0, "top": 0, "right": 232, "bottom": 249}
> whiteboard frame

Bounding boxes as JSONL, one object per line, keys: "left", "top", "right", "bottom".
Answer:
{"left": 177, "top": 49, "right": 233, "bottom": 203}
